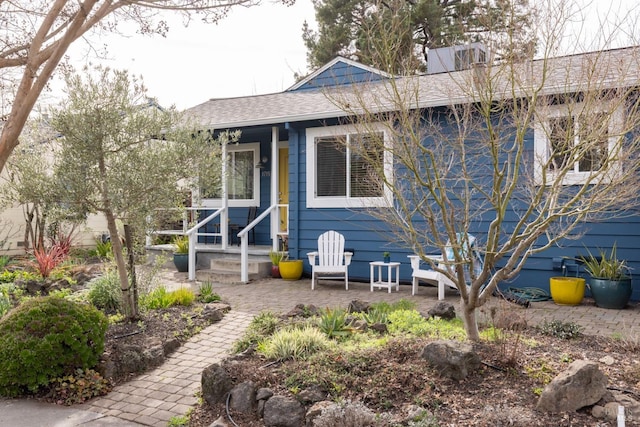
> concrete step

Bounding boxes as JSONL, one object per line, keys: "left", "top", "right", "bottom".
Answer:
{"left": 211, "top": 258, "right": 271, "bottom": 275}
{"left": 195, "top": 269, "right": 265, "bottom": 284}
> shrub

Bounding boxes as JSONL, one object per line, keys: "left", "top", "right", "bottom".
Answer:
{"left": 31, "top": 243, "right": 69, "bottom": 278}
{"left": 318, "top": 307, "right": 353, "bottom": 339}
{"left": 233, "top": 311, "right": 281, "bottom": 353}
{"left": 169, "top": 287, "right": 195, "bottom": 307}
{"left": 0, "top": 291, "right": 11, "bottom": 318}
{"left": 140, "top": 286, "right": 172, "bottom": 310}
{"left": 257, "top": 325, "right": 331, "bottom": 361}
{"left": 387, "top": 310, "right": 466, "bottom": 339}
{"left": 197, "top": 281, "right": 220, "bottom": 303}
{"left": 538, "top": 320, "right": 582, "bottom": 339}
{"left": 48, "top": 368, "right": 111, "bottom": 405}
{"left": 0, "top": 296, "right": 108, "bottom": 396}
{"left": 95, "top": 239, "right": 113, "bottom": 260}
{"left": 0, "top": 255, "right": 11, "bottom": 270}
{"left": 88, "top": 268, "right": 122, "bottom": 312}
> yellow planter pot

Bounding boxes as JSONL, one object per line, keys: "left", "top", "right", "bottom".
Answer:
{"left": 549, "top": 277, "right": 586, "bottom": 306}
{"left": 279, "top": 260, "right": 303, "bottom": 280}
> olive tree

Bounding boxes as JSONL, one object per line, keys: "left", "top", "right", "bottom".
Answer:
{"left": 327, "top": 0, "right": 640, "bottom": 340}
{"left": 50, "top": 65, "right": 223, "bottom": 319}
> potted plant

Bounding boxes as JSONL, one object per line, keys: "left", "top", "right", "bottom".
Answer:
{"left": 383, "top": 251, "right": 391, "bottom": 263}
{"left": 173, "top": 235, "right": 190, "bottom": 273}
{"left": 269, "top": 250, "right": 286, "bottom": 278}
{"left": 580, "top": 244, "right": 632, "bottom": 309}
{"left": 279, "top": 258, "right": 304, "bottom": 280}
{"left": 549, "top": 276, "right": 585, "bottom": 306}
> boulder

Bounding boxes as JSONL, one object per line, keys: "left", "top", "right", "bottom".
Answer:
{"left": 421, "top": 340, "right": 481, "bottom": 380}
{"left": 427, "top": 302, "right": 456, "bottom": 320}
{"left": 263, "top": 395, "right": 305, "bottom": 427}
{"left": 348, "top": 299, "right": 370, "bottom": 313}
{"left": 297, "top": 385, "right": 327, "bottom": 404}
{"left": 592, "top": 392, "right": 640, "bottom": 422}
{"left": 536, "top": 360, "right": 607, "bottom": 413}
{"left": 201, "top": 363, "right": 233, "bottom": 406}
{"left": 201, "top": 305, "right": 225, "bottom": 322}
{"left": 305, "top": 401, "right": 337, "bottom": 426}
{"left": 229, "top": 381, "right": 257, "bottom": 414}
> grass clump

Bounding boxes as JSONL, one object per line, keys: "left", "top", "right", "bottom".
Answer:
{"left": 233, "top": 311, "right": 281, "bottom": 353}
{"left": 87, "top": 268, "right": 121, "bottom": 312}
{"left": 318, "top": 307, "right": 353, "bottom": 339}
{"left": 197, "top": 281, "right": 220, "bottom": 303}
{"left": 257, "top": 325, "right": 332, "bottom": 361}
{"left": 0, "top": 296, "right": 108, "bottom": 396}
{"left": 139, "top": 286, "right": 195, "bottom": 310}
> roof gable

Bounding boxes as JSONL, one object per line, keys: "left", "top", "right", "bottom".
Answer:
{"left": 287, "top": 56, "right": 391, "bottom": 92}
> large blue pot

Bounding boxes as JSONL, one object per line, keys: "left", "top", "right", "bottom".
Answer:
{"left": 173, "top": 253, "right": 189, "bottom": 273}
{"left": 588, "top": 277, "right": 632, "bottom": 309}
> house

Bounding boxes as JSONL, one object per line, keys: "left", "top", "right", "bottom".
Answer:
{"left": 183, "top": 48, "right": 640, "bottom": 300}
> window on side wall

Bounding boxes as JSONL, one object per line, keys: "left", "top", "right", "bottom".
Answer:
{"left": 200, "top": 142, "right": 260, "bottom": 207}
{"left": 534, "top": 101, "right": 622, "bottom": 186}
{"left": 306, "top": 123, "right": 391, "bottom": 208}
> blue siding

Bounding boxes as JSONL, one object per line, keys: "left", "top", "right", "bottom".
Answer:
{"left": 292, "top": 62, "right": 387, "bottom": 91}
{"left": 286, "top": 116, "right": 640, "bottom": 300}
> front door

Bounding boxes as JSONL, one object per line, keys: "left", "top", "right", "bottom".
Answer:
{"left": 278, "top": 147, "right": 289, "bottom": 239}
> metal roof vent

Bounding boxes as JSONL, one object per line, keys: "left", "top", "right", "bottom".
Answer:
{"left": 427, "top": 43, "right": 488, "bottom": 74}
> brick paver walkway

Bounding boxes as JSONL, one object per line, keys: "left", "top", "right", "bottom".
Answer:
{"left": 81, "top": 269, "right": 640, "bottom": 426}
{"left": 81, "top": 310, "right": 253, "bottom": 426}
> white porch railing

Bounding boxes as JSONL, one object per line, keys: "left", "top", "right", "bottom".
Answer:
{"left": 237, "top": 203, "right": 289, "bottom": 282}
{"left": 150, "top": 203, "right": 289, "bottom": 282}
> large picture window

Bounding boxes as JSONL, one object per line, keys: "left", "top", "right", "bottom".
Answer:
{"left": 534, "top": 102, "right": 621, "bottom": 186}
{"left": 306, "top": 124, "right": 390, "bottom": 208}
{"left": 201, "top": 142, "right": 260, "bottom": 207}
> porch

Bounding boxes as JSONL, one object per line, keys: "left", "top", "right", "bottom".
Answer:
{"left": 146, "top": 242, "right": 277, "bottom": 283}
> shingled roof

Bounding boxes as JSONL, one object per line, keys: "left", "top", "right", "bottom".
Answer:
{"left": 184, "top": 46, "right": 640, "bottom": 130}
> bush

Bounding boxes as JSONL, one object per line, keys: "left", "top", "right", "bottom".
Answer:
{"left": 197, "top": 281, "right": 220, "bottom": 303}
{"left": 139, "top": 286, "right": 195, "bottom": 310}
{"left": 88, "top": 268, "right": 121, "bottom": 312}
{"left": 257, "top": 325, "right": 331, "bottom": 361}
{"left": 170, "top": 287, "right": 195, "bottom": 307}
{"left": 48, "top": 368, "right": 111, "bottom": 405}
{"left": 0, "top": 296, "right": 108, "bottom": 396}
{"left": 538, "top": 320, "right": 582, "bottom": 339}
{"left": 233, "top": 311, "right": 281, "bottom": 353}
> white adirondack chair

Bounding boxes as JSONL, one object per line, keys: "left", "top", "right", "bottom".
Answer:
{"left": 307, "top": 230, "right": 353, "bottom": 290}
{"left": 408, "top": 234, "right": 483, "bottom": 300}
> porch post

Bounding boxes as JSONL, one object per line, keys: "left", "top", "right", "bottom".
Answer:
{"left": 271, "top": 126, "right": 279, "bottom": 251}
{"left": 221, "top": 140, "right": 228, "bottom": 249}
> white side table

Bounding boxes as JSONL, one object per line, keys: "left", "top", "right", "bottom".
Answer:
{"left": 370, "top": 261, "right": 401, "bottom": 293}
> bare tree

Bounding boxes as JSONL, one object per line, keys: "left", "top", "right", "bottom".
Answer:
{"left": 0, "top": 0, "right": 291, "bottom": 174}
{"left": 325, "top": 0, "right": 640, "bottom": 340}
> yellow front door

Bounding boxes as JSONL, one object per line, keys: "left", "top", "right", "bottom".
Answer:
{"left": 278, "top": 147, "right": 289, "bottom": 236}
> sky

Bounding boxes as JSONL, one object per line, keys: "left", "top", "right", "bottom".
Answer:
{"left": 62, "top": 0, "right": 317, "bottom": 110}
{"left": 52, "top": 0, "right": 639, "bottom": 112}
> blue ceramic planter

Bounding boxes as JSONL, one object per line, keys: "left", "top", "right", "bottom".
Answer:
{"left": 588, "top": 277, "right": 632, "bottom": 309}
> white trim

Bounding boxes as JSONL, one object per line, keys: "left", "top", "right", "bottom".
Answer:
{"left": 286, "top": 56, "right": 392, "bottom": 91}
{"left": 306, "top": 123, "right": 393, "bottom": 208}
{"left": 201, "top": 142, "right": 261, "bottom": 207}
{"left": 534, "top": 102, "right": 623, "bottom": 186}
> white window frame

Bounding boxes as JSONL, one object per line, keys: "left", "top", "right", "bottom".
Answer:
{"left": 534, "top": 102, "right": 623, "bottom": 186}
{"left": 306, "top": 123, "right": 393, "bottom": 208}
{"left": 200, "top": 142, "right": 261, "bottom": 207}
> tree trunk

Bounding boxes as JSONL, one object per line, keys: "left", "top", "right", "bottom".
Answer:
{"left": 462, "top": 299, "right": 481, "bottom": 341}
{"left": 123, "top": 224, "right": 139, "bottom": 319}
{"left": 105, "top": 211, "right": 135, "bottom": 319}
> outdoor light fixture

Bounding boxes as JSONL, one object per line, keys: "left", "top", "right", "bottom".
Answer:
{"left": 255, "top": 155, "right": 269, "bottom": 169}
